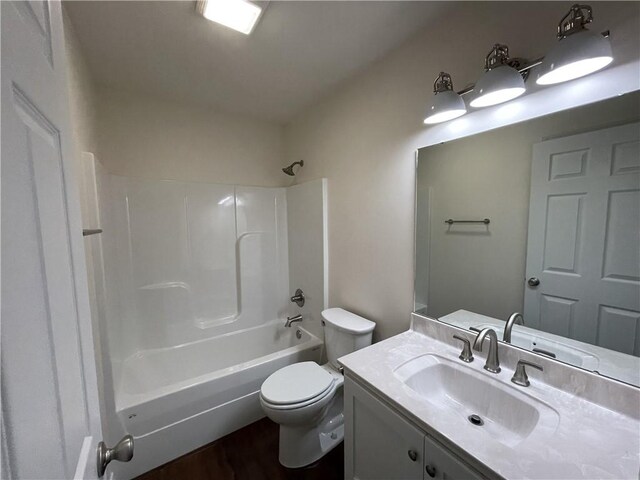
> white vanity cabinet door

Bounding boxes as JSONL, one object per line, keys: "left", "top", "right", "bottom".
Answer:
{"left": 423, "top": 434, "right": 483, "bottom": 480}
{"left": 345, "top": 377, "right": 424, "bottom": 480}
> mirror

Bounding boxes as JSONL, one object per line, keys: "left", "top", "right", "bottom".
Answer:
{"left": 415, "top": 91, "right": 640, "bottom": 386}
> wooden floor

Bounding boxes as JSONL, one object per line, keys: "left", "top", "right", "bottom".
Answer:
{"left": 135, "top": 418, "right": 344, "bottom": 480}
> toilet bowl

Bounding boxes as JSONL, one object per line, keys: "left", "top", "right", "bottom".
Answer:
{"left": 260, "top": 362, "right": 344, "bottom": 468}
{"left": 260, "top": 308, "right": 375, "bottom": 468}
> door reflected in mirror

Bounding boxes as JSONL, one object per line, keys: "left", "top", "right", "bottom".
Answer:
{"left": 415, "top": 91, "right": 640, "bottom": 386}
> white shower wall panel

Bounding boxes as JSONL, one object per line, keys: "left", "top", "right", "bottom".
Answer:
{"left": 99, "top": 171, "right": 134, "bottom": 366}
{"left": 188, "top": 183, "right": 239, "bottom": 325}
{"left": 235, "top": 186, "right": 289, "bottom": 326}
{"left": 104, "top": 176, "right": 289, "bottom": 359}
{"left": 126, "top": 181, "right": 239, "bottom": 341}
{"left": 286, "top": 179, "right": 328, "bottom": 341}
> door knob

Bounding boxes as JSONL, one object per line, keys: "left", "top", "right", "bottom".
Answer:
{"left": 527, "top": 277, "right": 540, "bottom": 287}
{"left": 407, "top": 449, "right": 418, "bottom": 461}
{"left": 97, "top": 435, "right": 134, "bottom": 477}
{"left": 425, "top": 464, "right": 437, "bottom": 477}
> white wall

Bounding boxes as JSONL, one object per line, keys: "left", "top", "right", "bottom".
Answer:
{"left": 284, "top": 1, "right": 640, "bottom": 341}
{"left": 286, "top": 179, "right": 328, "bottom": 340}
{"left": 63, "top": 10, "right": 98, "bottom": 175}
{"left": 417, "top": 93, "right": 640, "bottom": 321}
{"left": 95, "top": 88, "right": 286, "bottom": 187}
{"left": 62, "top": 10, "right": 123, "bottom": 449}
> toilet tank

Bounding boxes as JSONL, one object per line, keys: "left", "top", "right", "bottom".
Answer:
{"left": 321, "top": 308, "right": 375, "bottom": 369}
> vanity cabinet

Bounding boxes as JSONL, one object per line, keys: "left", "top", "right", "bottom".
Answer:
{"left": 344, "top": 375, "right": 486, "bottom": 480}
{"left": 422, "top": 434, "right": 482, "bottom": 480}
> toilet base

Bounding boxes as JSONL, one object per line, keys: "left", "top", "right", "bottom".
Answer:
{"left": 260, "top": 363, "right": 347, "bottom": 468}
{"left": 278, "top": 412, "right": 344, "bottom": 468}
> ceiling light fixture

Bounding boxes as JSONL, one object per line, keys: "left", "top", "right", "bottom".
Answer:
{"left": 424, "top": 72, "right": 467, "bottom": 125}
{"left": 196, "top": 0, "right": 264, "bottom": 35}
{"left": 536, "top": 4, "right": 613, "bottom": 85}
{"left": 470, "top": 44, "right": 526, "bottom": 108}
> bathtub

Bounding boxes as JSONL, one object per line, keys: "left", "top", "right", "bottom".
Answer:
{"left": 112, "top": 321, "right": 323, "bottom": 478}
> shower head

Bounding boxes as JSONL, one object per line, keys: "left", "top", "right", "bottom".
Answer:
{"left": 282, "top": 160, "right": 304, "bottom": 176}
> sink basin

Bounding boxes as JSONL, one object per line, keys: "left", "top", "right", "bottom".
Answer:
{"left": 393, "top": 354, "right": 559, "bottom": 447}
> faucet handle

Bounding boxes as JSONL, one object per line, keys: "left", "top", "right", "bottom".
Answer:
{"left": 511, "top": 359, "right": 543, "bottom": 387}
{"left": 290, "top": 288, "right": 305, "bottom": 307}
{"left": 453, "top": 335, "right": 474, "bottom": 363}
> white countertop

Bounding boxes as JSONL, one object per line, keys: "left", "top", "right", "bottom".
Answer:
{"left": 339, "top": 316, "right": 640, "bottom": 480}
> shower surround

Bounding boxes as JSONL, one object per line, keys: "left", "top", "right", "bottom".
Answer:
{"left": 105, "top": 177, "right": 291, "bottom": 360}
{"left": 83, "top": 155, "right": 327, "bottom": 478}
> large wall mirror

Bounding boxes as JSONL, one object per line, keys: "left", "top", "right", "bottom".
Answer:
{"left": 415, "top": 91, "right": 640, "bottom": 386}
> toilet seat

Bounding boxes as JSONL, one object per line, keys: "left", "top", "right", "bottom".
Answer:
{"left": 261, "top": 381, "right": 336, "bottom": 410}
{"left": 260, "top": 362, "right": 335, "bottom": 409}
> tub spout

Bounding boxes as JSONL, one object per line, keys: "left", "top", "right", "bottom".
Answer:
{"left": 285, "top": 315, "right": 303, "bottom": 328}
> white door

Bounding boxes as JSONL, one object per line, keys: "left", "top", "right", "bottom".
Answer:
{"left": 2, "top": 1, "right": 103, "bottom": 478}
{"left": 524, "top": 122, "right": 640, "bottom": 355}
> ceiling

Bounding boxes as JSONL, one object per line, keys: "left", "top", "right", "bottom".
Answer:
{"left": 64, "top": 1, "right": 454, "bottom": 123}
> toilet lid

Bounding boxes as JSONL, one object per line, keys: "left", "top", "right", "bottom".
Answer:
{"left": 261, "top": 362, "right": 334, "bottom": 405}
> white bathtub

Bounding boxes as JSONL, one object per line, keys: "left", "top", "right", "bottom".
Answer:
{"left": 113, "top": 321, "right": 323, "bottom": 478}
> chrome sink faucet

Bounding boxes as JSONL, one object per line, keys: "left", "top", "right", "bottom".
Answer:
{"left": 503, "top": 312, "right": 524, "bottom": 343}
{"left": 285, "top": 314, "right": 303, "bottom": 328}
{"left": 473, "top": 328, "right": 501, "bottom": 373}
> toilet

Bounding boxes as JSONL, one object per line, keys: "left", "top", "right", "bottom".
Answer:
{"left": 260, "top": 307, "right": 375, "bottom": 468}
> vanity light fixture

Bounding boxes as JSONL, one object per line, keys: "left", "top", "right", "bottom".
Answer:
{"left": 424, "top": 72, "right": 467, "bottom": 125}
{"left": 536, "top": 4, "right": 613, "bottom": 85}
{"left": 196, "top": 0, "right": 264, "bottom": 35}
{"left": 469, "top": 44, "right": 526, "bottom": 108}
{"left": 423, "top": 4, "right": 614, "bottom": 125}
